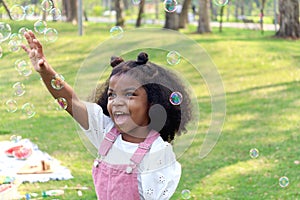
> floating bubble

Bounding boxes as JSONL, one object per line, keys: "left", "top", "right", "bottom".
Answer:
{"left": 0, "top": 22, "right": 12, "bottom": 42}
{"left": 49, "top": 8, "right": 62, "bottom": 20}
{"left": 44, "top": 28, "right": 58, "bottom": 43}
{"left": 249, "top": 148, "right": 259, "bottom": 158}
{"left": 56, "top": 97, "right": 68, "bottom": 110}
{"left": 169, "top": 91, "right": 183, "bottom": 105}
{"left": 0, "top": 46, "right": 3, "bottom": 58}
{"left": 10, "top": 5, "right": 25, "bottom": 21}
{"left": 34, "top": 20, "right": 47, "bottom": 34}
{"left": 48, "top": 99, "right": 63, "bottom": 111}
{"left": 41, "top": 0, "right": 54, "bottom": 11}
{"left": 132, "top": 0, "right": 141, "bottom": 5}
{"left": 24, "top": 5, "right": 34, "bottom": 17}
{"left": 164, "top": 0, "right": 177, "bottom": 13}
{"left": 166, "top": 50, "right": 181, "bottom": 65}
{"left": 213, "top": 0, "right": 229, "bottom": 6}
{"left": 21, "top": 103, "right": 36, "bottom": 118}
{"left": 110, "top": 26, "right": 124, "bottom": 39}
{"left": 279, "top": 176, "right": 289, "bottom": 188}
{"left": 18, "top": 27, "right": 29, "bottom": 37}
{"left": 51, "top": 74, "right": 65, "bottom": 90}
{"left": 181, "top": 189, "right": 191, "bottom": 199}
{"left": 8, "top": 33, "right": 23, "bottom": 52}
{"left": 13, "top": 82, "right": 26, "bottom": 96}
{"left": 5, "top": 99, "right": 18, "bottom": 113}
{"left": 14, "top": 60, "right": 32, "bottom": 77}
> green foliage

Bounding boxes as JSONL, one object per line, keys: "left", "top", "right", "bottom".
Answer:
{"left": 92, "top": 5, "right": 104, "bottom": 17}
{"left": 0, "top": 20, "right": 299, "bottom": 199}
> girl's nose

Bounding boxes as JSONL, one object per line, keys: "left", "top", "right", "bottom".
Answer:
{"left": 112, "top": 96, "right": 126, "bottom": 106}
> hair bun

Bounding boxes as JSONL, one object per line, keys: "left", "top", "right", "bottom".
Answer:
{"left": 110, "top": 56, "right": 124, "bottom": 67}
{"left": 136, "top": 52, "right": 148, "bottom": 65}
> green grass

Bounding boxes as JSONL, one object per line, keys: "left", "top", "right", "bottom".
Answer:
{"left": 0, "top": 20, "right": 299, "bottom": 199}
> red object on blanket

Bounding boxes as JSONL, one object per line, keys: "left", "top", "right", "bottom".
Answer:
{"left": 4, "top": 145, "right": 23, "bottom": 157}
{"left": 12, "top": 147, "right": 32, "bottom": 160}
{"left": 0, "top": 184, "right": 12, "bottom": 193}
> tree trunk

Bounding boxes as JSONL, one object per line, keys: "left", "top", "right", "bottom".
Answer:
{"left": 164, "top": 12, "right": 179, "bottom": 30}
{"left": 197, "top": 0, "right": 211, "bottom": 33}
{"left": 219, "top": 5, "right": 224, "bottom": 32}
{"left": 179, "top": 0, "right": 192, "bottom": 28}
{"left": 115, "top": 0, "right": 125, "bottom": 26}
{"left": 63, "top": 0, "right": 78, "bottom": 23}
{"left": 136, "top": 0, "right": 145, "bottom": 27}
{"left": 276, "top": 0, "right": 300, "bottom": 38}
{"left": 259, "top": 0, "right": 266, "bottom": 34}
{"left": 234, "top": 0, "right": 239, "bottom": 21}
{"left": 0, "top": 0, "right": 12, "bottom": 20}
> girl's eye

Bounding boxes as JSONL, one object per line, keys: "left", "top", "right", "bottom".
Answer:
{"left": 125, "top": 92, "right": 134, "bottom": 97}
{"left": 108, "top": 93, "right": 116, "bottom": 99}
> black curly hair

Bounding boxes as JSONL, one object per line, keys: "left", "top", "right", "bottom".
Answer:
{"left": 93, "top": 52, "right": 192, "bottom": 142}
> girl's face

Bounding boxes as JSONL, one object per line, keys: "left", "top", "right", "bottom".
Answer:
{"left": 107, "top": 74, "right": 150, "bottom": 136}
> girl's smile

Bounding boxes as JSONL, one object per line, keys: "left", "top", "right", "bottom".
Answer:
{"left": 107, "top": 74, "right": 150, "bottom": 140}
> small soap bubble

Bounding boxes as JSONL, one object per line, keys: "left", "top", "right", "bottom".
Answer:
{"left": 21, "top": 103, "right": 36, "bottom": 118}
{"left": 132, "top": 0, "right": 141, "bottom": 5}
{"left": 24, "top": 5, "right": 34, "bottom": 17}
{"left": 164, "top": 0, "right": 177, "bottom": 13}
{"left": 8, "top": 40, "right": 20, "bottom": 52}
{"left": 169, "top": 91, "right": 183, "bottom": 105}
{"left": 0, "top": 22, "right": 12, "bottom": 42}
{"left": 44, "top": 28, "right": 58, "bottom": 43}
{"left": 213, "top": 0, "right": 229, "bottom": 6}
{"left": 279, "top": 176, "right": 289, "bottom": 188}
{"left": 34, "top": 20, "right": 47, "bottom": 34}
{"left": 110, "top": 26, "right": 124, "bottom": 39}
{"left": 41, "top": 0, "right": 54, "bottom": 11}
{"left": 15, "top": 59, "right": 27, "bottom": 72}
{"left": 181, "top": 189, "right": 191, "bottom": 199}
{"left": 10, "top": 5, "right": 25, "bottom": 21}
{"left": 56, "top": 97, "right": 68, "bottom": 110}
{"left": 13, "top": 82, "right": 25, "bottom": 96}
{"left": 49, "top": 8, "right": 62, "bottom": 20}
{"left": 0, "top": 46, "right": 3, "bottom": 58}
{"left": 166, "top": 50, "right": 181, "bottom": 65}
{"left": 5, "top": 99, "right": 18, "bottom": 113}
{"left": 18, "top": 27, "right": 29, "bottom": 37}
{"left": 51, "top": 74, "right": 64, "bottom": 90}
{"left": 249, "top": 148, "right": 259, "bottom": 158}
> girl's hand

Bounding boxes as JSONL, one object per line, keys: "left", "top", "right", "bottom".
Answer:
{"left": 21, "top": 30, "right": 47, "bottom": 72}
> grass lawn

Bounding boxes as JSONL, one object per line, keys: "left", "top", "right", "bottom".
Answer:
{"left": 0, "top": 20, "right": 299, "bottom": 199}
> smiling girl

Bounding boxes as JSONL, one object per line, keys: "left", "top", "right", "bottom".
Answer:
{"left": 22, "top": 31, "right": 192, "bottom": 200}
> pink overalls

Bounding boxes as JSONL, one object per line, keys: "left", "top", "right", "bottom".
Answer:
{"left": 92, "top": 127, "right": 160, "bottom": 200}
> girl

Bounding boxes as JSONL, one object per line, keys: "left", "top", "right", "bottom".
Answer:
{"left": 22, "top": 30, "right": 192, "bottom": 199}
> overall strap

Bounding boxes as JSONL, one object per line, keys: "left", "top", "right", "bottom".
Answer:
{"left": 130, "top": 130, "right": 160, "bottom": 165}
{"left": 98, "top": 127, "right": 120, "bottom": 156}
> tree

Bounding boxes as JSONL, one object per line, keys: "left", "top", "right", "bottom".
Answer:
{"left": 179, "top": 0, "right": 192, "bottom": 29}
{"left": 276, "top": 0, "right": 300, "bottom": 39}
{"left": 164, "top": 11, "right": 179, "bottom": 30}
{"left": 197, "top": 0, "right": 211, "bottom": 33}
{"left": 115, "top": 0, "right": 125, "bottom": 26}
{"left": 136, "top": 0, "right": 145, "bottom": 27}
{"left": 0, "top": 0, "right": 12, "bottom": 20}
{"left": 259, "top": 0, "right": 266, "bottom": 34}
{"left": 62, "top": 0, "right": 78, "bottom": 24}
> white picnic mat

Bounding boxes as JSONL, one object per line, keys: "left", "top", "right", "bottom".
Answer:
{"left": 0, "top": 139, "right": 73, "bottom": 183}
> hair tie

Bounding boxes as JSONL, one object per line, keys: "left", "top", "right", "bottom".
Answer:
{"left": 110, "top": 56, "right": 124, "bottom": 67}
{"left": 136, "top": 52, "right": 148, "bottom": 65}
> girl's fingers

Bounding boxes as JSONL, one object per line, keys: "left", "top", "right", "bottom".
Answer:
{"left": 33, "top": 39, "right": 43, "bottom": 55}
{"left": 20, "top": 44, "right": 30, "bottom": 54}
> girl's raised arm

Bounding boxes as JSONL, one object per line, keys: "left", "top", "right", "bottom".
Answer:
{"left": 21, "top": 30, "right": 89, "bottom": 130}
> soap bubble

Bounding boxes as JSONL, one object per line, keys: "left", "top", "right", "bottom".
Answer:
{"left": 44, "top": 28, "right": 58, "bottom": 43}
{"left": 18, "top": 27, "right": 30, "bottom": 37}
{"left": 132, "top": 0, "right": 141, "bottom": 5}
{"left": 166, "top": 50, "right": 181, "bottom": 65}
{"left": 41, "top": 0, "right": 53, "bottom": 11}
{"left": 5, "top": 99, "right": 18, "bottom": 113}
{"left": 8, "top": 33, "right": 23, "bottom": 52}
{"left": 213, "top": 0, "right": 229, "bottom": 6}
{"left": 169, "top": 92, "right": 183, "bottom": 105}
{"left": 0, "top": 22, "right": 12, "bottom": 42}
{"left": 164, "top": 0, "right": 177, "bottom": 13}
{"left": 110, "top": 26, "right": 124, "bottom": 39}
{"left": 56, "top": 97, "right": 68, "bottom": 110}
{"left": 13, "top": 82, "right": 26, "bottom": 96}
{"left": 10, "top": 5, "right": 25, "bottom": 21}
{"left": 24, "top": 5, "right": 34, "bottom": 17}
{"left": 21, "top": 103, "right": 36, "bottom": 118}
{"left": 49, "top": 8, "right": 62, "bottom": 20}
{"left": 34, "top": 20, "right": 47, "bottom": 34}
{"left": 279, "top": 176, "right": 289, "bottom": 188}
{"left": 249, "top": 148, "right": 259, "bottom": 158}
{"left": 14, "top": 60, "right": 32, "bottom": 77}
{"left": 181, "top": 189, "right": 191, "bottom": 199}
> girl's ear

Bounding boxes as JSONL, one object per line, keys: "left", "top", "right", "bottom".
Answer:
{"left": 110, "top": 56, "right": 124, "bottom": 67}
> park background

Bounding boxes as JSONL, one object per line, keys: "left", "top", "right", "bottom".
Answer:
{"left": 0, "top": 0, "right": 299, "bottom": 199}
